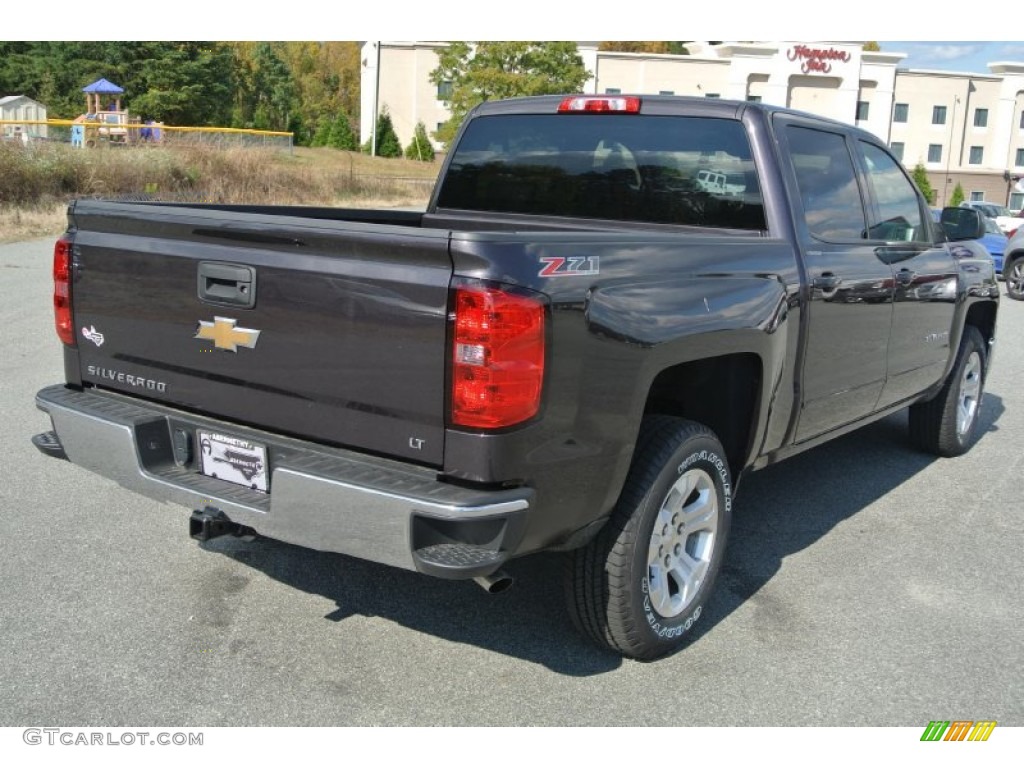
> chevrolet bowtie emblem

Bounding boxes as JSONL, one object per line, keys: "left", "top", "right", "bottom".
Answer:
{"left": 195, "top": 317, "right": 261, "bottom": 352}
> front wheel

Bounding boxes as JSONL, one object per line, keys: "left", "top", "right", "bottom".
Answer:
{"left": 565, "top": 416, "right": 732, "bottom": 660}
{"left": 1006, "top": 257, "right": 1024, "bottom": 301}
{"left": 908, "top": 326, "right": 986, "bottom": 457}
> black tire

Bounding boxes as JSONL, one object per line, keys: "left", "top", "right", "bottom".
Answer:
{"left": 1006, "top": 257, "right": 1024, "bottom": 301}
{"left": 908, "top": 326, "right": 986, "bottom": 457}
{"left": 565, "top": 416, "right": 732, "bottom": 660}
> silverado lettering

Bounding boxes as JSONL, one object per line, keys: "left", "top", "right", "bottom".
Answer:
{"left": 85, "top": 365, "right": 167, "bottom": 393}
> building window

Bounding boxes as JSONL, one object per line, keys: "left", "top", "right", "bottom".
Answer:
{"left": 657, "top": 90, "right": 674, "bottom": 96}
{"left": 974, "top": 108, "right": 988, "bottom": 128}
{"left": 605, "top": 87, "right": 621, "bottom": 95}
{"left": 747, "top": 95, "right": 762, "bottom": 103}
{"left": 1020, "top": 111, "right": 1024, "bottom": 129}
{"left": 1010, "top": 192, "right": 1024, "bottom": 211}
{"left": 927, "top": 144, "right": 942, "bottom": 163}
{"left": 856, "top": 101, "right": 869, "bottom": 121}
{"left": 1016, "top": 148, "right": 1024, "bottom": 167}
{"left": 890, "top": 142, "right": 904, "bottom": 162}
{"left": 969, "top": 146, "right": 984, "bottom": 165}
{"left": 893, "top": 103, "right": 908, "bottom": 123}
{"left": 932, "top": 105, "right": 947, "bottom": 125}
{"left": 705, "top": 93, "right": 720, "bottom": 99}
{"left": 970, "top": 191, "right": 985, "bottom": 202}
{"left": 436, "top": 81, "right": 452, "bottom": 100}
{"left": 436, "top": 122, "right": 445, "bottom": 134}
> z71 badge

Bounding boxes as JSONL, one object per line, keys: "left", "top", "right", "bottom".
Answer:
{"left": 539, "top": 256, "right": 600, "bottom": 278}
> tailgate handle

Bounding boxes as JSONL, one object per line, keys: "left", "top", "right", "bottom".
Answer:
{"left": 198, "top": 262, "right": 256, "bottom": 309}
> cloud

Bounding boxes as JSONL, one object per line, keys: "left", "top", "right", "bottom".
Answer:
{"left": 924, "top": 44, "right": 986, "bottom": 62}
{"left": 996, "top": 43, "right": 1024, "bottom": 60}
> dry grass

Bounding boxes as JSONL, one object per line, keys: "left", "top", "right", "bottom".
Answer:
{"left": 0, "top": 202, "right": 67, "bottom": 243}
{"left": 0, "top": 142, "right": 438, "bottom": 242}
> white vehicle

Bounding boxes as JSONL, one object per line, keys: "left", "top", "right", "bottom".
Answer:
{"left": 695, "top": 169, "right": 745, "bottom": 197}
{"left": 960, "top": 201, "right": 1024, "bottom": 236}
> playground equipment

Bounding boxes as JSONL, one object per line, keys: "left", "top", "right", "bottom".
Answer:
{"left": 73, "top": 78, "right": 161, "bottom": 148}
{"left": 77, "top": 78, "right": 127, "bottom": 147}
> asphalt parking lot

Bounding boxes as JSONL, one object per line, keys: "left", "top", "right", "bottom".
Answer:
{"left": 1, "top": 237, "right": 1022, "bottom": 727}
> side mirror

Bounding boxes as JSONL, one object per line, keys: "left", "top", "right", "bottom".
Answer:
{"left": 940, "top": 207, "right": 986, "bottom": 241}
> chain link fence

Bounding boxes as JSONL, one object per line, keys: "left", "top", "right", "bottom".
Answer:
{"left": 1, "top": 120, "right": 294, "bottom": 152}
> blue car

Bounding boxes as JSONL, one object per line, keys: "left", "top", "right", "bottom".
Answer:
{"left": 931, "top": 209, "right": 1006, "bottom": 274}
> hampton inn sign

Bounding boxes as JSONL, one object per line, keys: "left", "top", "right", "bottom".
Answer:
{"left": 787, "top": 45, "right": 853, "bottom": 74}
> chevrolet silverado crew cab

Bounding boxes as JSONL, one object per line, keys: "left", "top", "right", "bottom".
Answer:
{"left": 33, "top": 95, "right": 998, "bottom": 659}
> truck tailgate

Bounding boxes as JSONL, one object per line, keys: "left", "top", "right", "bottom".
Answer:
{"left": 68, "top": 201, "right": 452, "bottom": 466}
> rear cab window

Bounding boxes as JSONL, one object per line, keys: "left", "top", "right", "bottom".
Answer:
{"left": 436, "top": 113, "right": 765, "bottom": 231}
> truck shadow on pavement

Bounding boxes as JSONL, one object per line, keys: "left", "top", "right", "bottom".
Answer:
{"left": 687, "top": 392, "right": 1005, "bottom": 649}
{"left": 204, "top": 394, "right": 1003, "bottom": 676}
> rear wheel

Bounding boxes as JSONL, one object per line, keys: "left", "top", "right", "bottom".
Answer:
{"left": 565, "top": 416, "right": 732, "bottom": 660}
{"left": 1006, "top": 257, "right": 1024, "bottom": 301}
{"left": 909, "top": 326, "right": 986, "bottom": 457}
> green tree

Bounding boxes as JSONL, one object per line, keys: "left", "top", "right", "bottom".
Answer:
{"left": 0, "top": 41, "right": 235, "bottom": 123}
{"left": 430, "top": 41, "right": 591, "bottom": 148}
{"left": 373, "top": 109, "right": 402, "bottom": 158}
{"left": 278, "top": 42, "right": 361, "bottom": 137}
{"left": 249, "top": 43, "right": 296, "bottom": 132}
{"left": 862, "top": 42, "right": 881, "bottom": 52}
{"left": 949, "top": 182, "right": 965, "bottom": 207}
{"left": 228, "top": 41, "right": 359, "bottom": 140}
{"left": 404, "top": 121, "right": 435, "bottom": 161}
{"left": 912, "top": 163, "right": 936, "bottom": 205}
{"left": 311, "top": 116, "right": 331, "bottom": 147}
{"left": 129, "top": 43, "right": 236, "bottom": 126}
{"left": 327, "top": 111, "right": 358, "bottom": 151}
{"left": 599, "top": 42, "right": 689, "bottom": 54}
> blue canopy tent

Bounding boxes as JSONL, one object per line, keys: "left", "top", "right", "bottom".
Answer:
{"left": 82, "top": 78, "right": 124, "bottom": 114}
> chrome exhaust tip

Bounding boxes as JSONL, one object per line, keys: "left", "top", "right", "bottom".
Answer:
{"left": 473, "top": 570, "right": 514, "bottom": 594}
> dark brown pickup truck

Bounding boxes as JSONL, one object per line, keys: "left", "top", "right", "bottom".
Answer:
{"left": 34, "top": 95, "right": 999, "bottom": 659}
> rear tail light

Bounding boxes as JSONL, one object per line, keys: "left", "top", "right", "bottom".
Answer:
{"left": 451, "top": 284, "right": 546, "bottom": 429}
{"left": 53, "top": 235, "right": 75, "bottom": 346}
{"left": 558, "top": 96, "right": 641, "bottom": 114}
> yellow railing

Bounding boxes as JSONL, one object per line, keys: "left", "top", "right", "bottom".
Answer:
{"left": 1, "top": 119, "right": 293, "bottom": 150}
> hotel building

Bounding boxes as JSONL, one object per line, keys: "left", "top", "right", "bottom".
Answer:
{"left": 361, "top": 41, "right": 1024, "bottom": 209}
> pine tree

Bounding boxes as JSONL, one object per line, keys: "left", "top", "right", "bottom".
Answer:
{"left": 311, "top": 117, "right": 331, "bottom": 147}
{"left": 327, "top": 111, "right": 358, "bottom": 151}
{"left": 911, "top": 163, "right": 936, "bottom": 205}
{"left": 404, "top": 121, "right": 435, "bottom": 161}
{"left": 373, "top": 109, "right": 402, "bottom": 158}
{"left": 950, "top": 182, "right": 965, "bottom": 207}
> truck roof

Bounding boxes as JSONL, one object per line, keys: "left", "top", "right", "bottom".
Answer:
{"left": 468, "top": 94, "right": 881, "bottom": 144}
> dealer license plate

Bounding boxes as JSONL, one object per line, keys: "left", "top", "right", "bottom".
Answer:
{"left": 197, "top": 430, "right": 269, "bottom": 493}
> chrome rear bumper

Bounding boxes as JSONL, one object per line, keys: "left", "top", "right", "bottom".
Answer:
{"left": 35, "top": 385, "right": 531, "bottom": 578}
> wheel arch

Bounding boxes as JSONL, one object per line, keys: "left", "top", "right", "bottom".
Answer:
{"left": 641, "top": 352, "right": 763, "bottom": 480}
{"left": 964, "top": 299, "right": 997, "bottom": 370}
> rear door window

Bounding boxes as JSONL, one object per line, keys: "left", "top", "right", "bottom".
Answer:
{"left": 784, "top": 125, "right": 867, "bottom": 241}
{"left": 436, "top": 114, "right": 765, "bottom": 230}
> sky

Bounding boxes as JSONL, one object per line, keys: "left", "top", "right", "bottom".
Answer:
{"left": 882, "top": 41, "right": 1024, "bottom": 73}
{"left": 6, "top": 2, "right": 1023, "bottom": 79}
